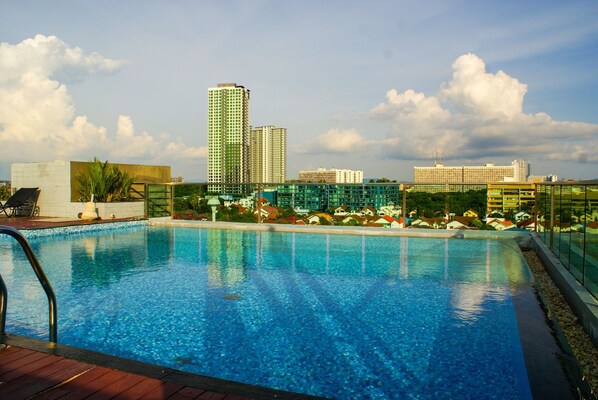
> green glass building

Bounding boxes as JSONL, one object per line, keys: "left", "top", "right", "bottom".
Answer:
{"left": 275, "top": 183, "right": 401, "bottom": 211}
{"left": 207, "top": 83, "right": 250, "bottom": 194}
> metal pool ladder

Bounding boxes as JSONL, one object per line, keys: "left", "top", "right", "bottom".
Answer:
{"left": 0, "top": 226, "right": 58, "bottom": 343}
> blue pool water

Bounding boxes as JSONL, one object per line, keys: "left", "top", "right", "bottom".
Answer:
{"left": 0, "top": 226, "right": 533, "bottom": 399}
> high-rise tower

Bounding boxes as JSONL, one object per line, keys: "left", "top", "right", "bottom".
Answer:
{"left": 207, "top": 83, "right": 250, "bottom": 194}
{"left": 250, "top": 126, "right": 287, "bottom": 183}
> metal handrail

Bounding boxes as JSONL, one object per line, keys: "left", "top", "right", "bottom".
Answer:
{"left": 0, "top": 226, "right": 58, "bottom": 343}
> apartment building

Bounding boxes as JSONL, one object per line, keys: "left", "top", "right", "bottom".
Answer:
{"left": 276, "top": 183, "right": 399, "bottom": 211}
{"left": 414, "top": 160, "right": 529, "bottom": 183}
{"left": 487, "top": 182, "right": 535, "bottom": 214}
{"left": 250, "top": 126, "right": 287, "bottom": 184}
{"left": 207, "top": 83, "right": 250, "bottom": 194}
{"left": 298, "top": 168, "right": 364, "bottom": 183}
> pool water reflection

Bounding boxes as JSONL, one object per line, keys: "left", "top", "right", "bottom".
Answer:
{"left": 1, "top": 226, "right": 538, "bottom": 399}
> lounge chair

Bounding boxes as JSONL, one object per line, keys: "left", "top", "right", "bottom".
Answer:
{"left": 0, "top": 187, "right": 40, "bottom": 217}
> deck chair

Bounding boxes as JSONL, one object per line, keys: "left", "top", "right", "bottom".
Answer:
{"left": 0, "top": 187, "right": 40, "bottom": 217}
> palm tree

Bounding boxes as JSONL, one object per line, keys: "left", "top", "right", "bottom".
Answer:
{"left": 75, "top": 158, "right": 136, "bottom": 202}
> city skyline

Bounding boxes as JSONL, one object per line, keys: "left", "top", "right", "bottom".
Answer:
{"left": 1, "top": 2, "right": 597, "bottom": 181}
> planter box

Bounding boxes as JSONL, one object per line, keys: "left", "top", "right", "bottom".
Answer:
{"left": 92, "top": 201, "right": 145, "bottom": 219}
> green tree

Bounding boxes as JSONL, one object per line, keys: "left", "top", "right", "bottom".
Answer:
{"left": 75, "top": 158, "right": 136, "bottom": 202}
{"left": 480, "top": 224, "right": 496, "bottom": 231}
{"left": 280, "top": 207, "right": 297, "bottom": 218}
{"left": 319, "top": 216, "right": 332, "bottom": 225}
{"left": 471, "top": 219, "right": 483, "bottom": 229}
{"left": 0, "top": 185, "right": 10, "bottom": 201}
{"left": 343, "top": 218, "right": 361, "bottom": 226}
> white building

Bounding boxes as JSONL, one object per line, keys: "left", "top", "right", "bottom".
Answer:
{"left": 298, "top": 168, "right": 364, "bottom": 183}
{"left": 250, "top": 125, "right": 287, "bottom": 183}
{"left": 414, "top": 159, "right": 529, "bottom": 183}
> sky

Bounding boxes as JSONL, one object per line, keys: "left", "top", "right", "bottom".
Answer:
{"left": 1, "top": 1, "right": 597, "bottom": 182}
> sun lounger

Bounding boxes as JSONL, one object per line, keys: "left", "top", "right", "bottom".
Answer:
{"left": 0, "top": 187, "right": 40, "bottom": 217}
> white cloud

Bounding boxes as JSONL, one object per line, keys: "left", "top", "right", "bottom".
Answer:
{"left": 439, "top": 53, "right": 527, "bottom": 118}
{"left": 368, "top": 53, "right": 598, "bottom": 163}
{"left": 0, "top": 34, "right": 122, "bottom": 84}
{"left": 296, "top": 128, "right": 368, "bottom": 155}
{"left": 0, "top": 35, "right": 205, "bottom": 171}
{"left": 112, "top": 115, "right": 206, "bottom": 160}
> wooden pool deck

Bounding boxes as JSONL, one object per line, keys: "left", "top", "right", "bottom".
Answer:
{"left": 0, "top": 344, "right": 248, "bottom": 400}
{"left": 0, "top": 335, "right": 321, "bottom": 400}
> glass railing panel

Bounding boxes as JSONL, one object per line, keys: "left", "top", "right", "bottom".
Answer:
{"left": 550, "top": 186, "right": 560, "bottom": 257}
{"left": 585, "top": 230, "right": 598, "bottom": 298}
{"left": 567, "top": 185, "right": 585, "bottom": 281}
{"left": 541, "top": 185, "right": 551, "bottom": 245}
{"left": 584, "top": 184, "right": 598, "bottom": 297}
{"left": 535, "top": 182, "right": 598, "bottom": 301}
{"left": 146, "top": 184, "right": 171, "bottom": 217}
{"left": 558, "top": 186, "right": 572, "bottom": 272}
{"left": 535, "top": 185, "right": 546, "bottom": 243}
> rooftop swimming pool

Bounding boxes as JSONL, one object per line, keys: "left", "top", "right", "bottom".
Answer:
{"left": 0, "top": 224, "right": 573, "bottom": 399}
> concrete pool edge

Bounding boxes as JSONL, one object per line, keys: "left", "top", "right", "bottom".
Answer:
{"left": 0, "top": 334, "right": 328, "bottom": 400}
{"left": 148, "top": 217, "right": 534, "bottom": 243}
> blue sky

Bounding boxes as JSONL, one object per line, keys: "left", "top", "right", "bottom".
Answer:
{"left": 1, "top": 0, "right": 597, "bottom": 181}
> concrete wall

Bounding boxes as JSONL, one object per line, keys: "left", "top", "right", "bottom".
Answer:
{"left": 11, "top": 161, "right": 79, "bottom": 218}
{"left": 69, "top": 161, "right": 170, "bottom": 202}
{"left": 11, "top": 161, "right": 148, "bottom": 219}
{"left": 95, "top": 202, "right": 145, "bottom": 220}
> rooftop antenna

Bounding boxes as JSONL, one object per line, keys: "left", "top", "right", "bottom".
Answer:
{"left": 433, "top": 151, "right": 443, "bottom": 166}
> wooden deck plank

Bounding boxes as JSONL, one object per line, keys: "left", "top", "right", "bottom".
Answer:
{"left": 0, "top": 347, "right": 49, "bottom": 367}
{"left": 0, "top": 352, "right": 56, "bottom": 382}
{"left": 139, "top": 381, "right": 186, "bottom": 400}
{"left": 84, "top": 371, "right": 147, "bottom": 400}
{"left": 0, "top": 346, "right": 33, "bottom": 364}
{"left": 0, "top": 357, "right": 90, "bottom": 398}
{"left": 112, "top": 376, "right": 165, "bottom": 399}
{"left": 14, "top": 358, "right": 91, "bottom": 397}
{"left": 196, "top": 391, "right": 227, "bottom": 400}
{"left": 167, "top": 386, "right": 207, "bottom": 399}
{"left": 55, "top": 367, "right": 132, "bottom": 399}
{"left": 37, "top": 366, "right": 117, "bottom": 400}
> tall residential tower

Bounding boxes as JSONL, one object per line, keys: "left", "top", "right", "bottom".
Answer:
{"left": 207, "top": 83, "right": 250, "bottom": 193}
{"left": 250, "top": 126, "right": 287, "bottom": 183}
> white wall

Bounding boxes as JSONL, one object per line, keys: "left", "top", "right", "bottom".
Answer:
{"left": 11, "top": 161, "right": 144, "bottom": 219}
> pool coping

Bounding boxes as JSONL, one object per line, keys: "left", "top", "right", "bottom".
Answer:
{"left": 148, "top": 217, "right": 534, "bottom": 243}
{"left": 0, "top": 334, "right": 328, "bottom": 400}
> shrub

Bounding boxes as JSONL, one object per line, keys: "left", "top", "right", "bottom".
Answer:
{"left": 75, "top": 158, "right": 136, "bottom": 202}
{"left": 0, "top": 185, "right": 10, "bottom": 201}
